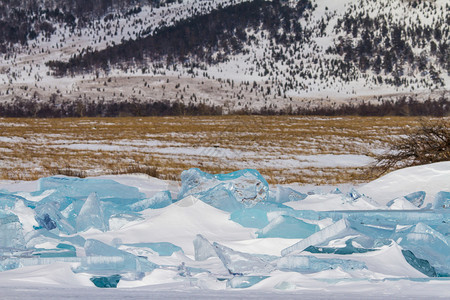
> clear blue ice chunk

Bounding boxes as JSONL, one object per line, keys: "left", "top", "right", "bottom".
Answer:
{"left": 129, "top": 191, "right": 172, "bottom": 211}
{"left": 197, "top": 183, "right": 244, "bottom": 212}
{"left": 434, "top": 191, "right": 450, "bottom": 209}
{"left": 193, "top": 234, "right": 217, "bottom": 261}
{"left": 274, "top": 186, "right": 307, "bottom": 203}
{"left": 38, "top": 176, "right": 144, "bottom": 204}
{"left": 178, "top": 168, "right": 269, "bottom": 208}
{"left": 212, "top": 242, "right": 275, "bottom": 275}
{"left": 304, "top": 238, "right": 375, "bottom": 255}
{"left": 394, "top": 222, "right": 450, "bottom": 275}
{"left": 227, "top": 275, "right": 268, "bottom": 288}
{"left": 76, "top": 193, "right": 108, "bottom": 232}
{"left": 80, "top": 239, "right": 157, "bottom": 273}
{"left": 230, "top": 208, "right": 269, "bottom": 229}
{"left": 404, "top": 191, "right": 426, "bottom": 207}
{"left": 257, "top": 215, "right": 319, "bottom": 239}
{"left": 90, "top": 274, "right": 121, "bottom": 288}
{"left": 277, "top": 255, "right": 367, "bottom": 273}
{"left": 0, "top": 211, "right": 25, "bottom": 249}
{"left": 124, "top": 242, "right": 183, "bottom": 256}
{"left": 34, "top": 202, "right": 76, "bottom": 234}
{"left": 281, "top": 219, "right": 371, "bottom": 256}
{"left": 402, "top": 249, "right": 437, "bottom": 277}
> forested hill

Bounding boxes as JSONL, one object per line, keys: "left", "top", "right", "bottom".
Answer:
{"left": 47, "top": 0, "right": 313, "bottom": 75}
{"left": 0, "top": 0, "right": 448, "bottom": 114}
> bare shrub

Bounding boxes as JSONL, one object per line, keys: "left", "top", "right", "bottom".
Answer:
{"left": 374, "top": 118, "right": 449, "bottom": 175}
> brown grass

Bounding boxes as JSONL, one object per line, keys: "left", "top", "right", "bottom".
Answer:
{"left": 0, "top": 115, "right": 441, "bottom": 184}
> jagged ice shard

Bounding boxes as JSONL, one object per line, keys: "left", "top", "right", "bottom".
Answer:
{"left": 76, "top": 193, "right": 108, "bottom": 232}
{"left": 178, "top": 168, "right": 269, "bottom": 208}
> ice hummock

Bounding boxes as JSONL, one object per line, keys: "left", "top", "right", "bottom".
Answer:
{"left": 178, "top": 168, "right": 269, "bottom": 207}
{"left": 0, "top": 162, "right": 449, "bottom": 291}
{"left": 38, "top": 176, "right": 144, "bottom": 203}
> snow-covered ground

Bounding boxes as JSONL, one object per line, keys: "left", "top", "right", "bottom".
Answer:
{"left": 0, "top": 162, "right": 449, "bottom": 298}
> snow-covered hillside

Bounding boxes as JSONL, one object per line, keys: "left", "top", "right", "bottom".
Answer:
{"left": 0, "top": 162, "right": 449, "bottom": 296}
{"left": 0, "top": 0, "right": 448, "bottom": 113}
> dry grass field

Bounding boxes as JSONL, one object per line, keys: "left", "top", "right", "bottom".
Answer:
{"left": 0, "top": 116, "right": 432, "bottom": 184}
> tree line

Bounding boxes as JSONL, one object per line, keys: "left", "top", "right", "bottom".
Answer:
{"left": 0, "top": 95, "right": 447, "bottom": 118}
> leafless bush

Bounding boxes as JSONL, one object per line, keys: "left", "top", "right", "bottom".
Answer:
{"left": 374, "top": 118, "right": 449, "bottom": 175}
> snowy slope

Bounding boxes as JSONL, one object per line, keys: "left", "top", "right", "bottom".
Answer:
{"left": 0, "top": 0, "right": 448, "bottom": 112}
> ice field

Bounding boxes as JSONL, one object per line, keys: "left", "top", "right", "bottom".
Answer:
{"left": 0, "top": 162, "right": 449, "bottom": 298}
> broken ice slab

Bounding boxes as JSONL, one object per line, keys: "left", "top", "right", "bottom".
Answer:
{"left": 90, "top": 274, "right": 121, "bottom": 288}
{"left": 76, "top": 193, "right": 108, "bottom": 232}
{"left": 434, "top": 191, "right": 450, "bottom": 209}
{"left": 387, "top": 197, "right": 420, "bottom": 210}
{"left": 404, "top": 191, "right": 426, "bottom": 207}
{"left": 230, "top": 208, "right": 269, "bottom": 229}
{"left": 281, "top": 219, "right": 367, "bottom": 256}
{"left": 34, "top": 202, "right": 76, "bottom": 234}
{"left": 274, "top": 186, "right": 307, "bottom": 203}
{"left": 213, "top": 242, "right": 276, "bottom": 275}
{"left": 386, "top": 191, "right": 427, "bottom": 209}
{"left": 25, "top": 229, "right": 86, "bottom": 250}
{"left": 393, "top": 222, "right": 450, "bottom": 276}
{"left": 178, "top": 168, "right": 269, "bottom": 207}
{"left": 304, "top": 239, "right": 376, "bottom": 255}
{"left": 345, "top": 188, "right": 363, "bottom": 201}
{"left": 321, "top": 210, "right": 449, "bottom": 227}
{"left": 229, "top": 201, "right": 321, "bottom": 229}
{"left": 402, "top": 250, "right": 437, "bottom": 277}
{"left": 80, "top": 239, "right": 158, "bottom": 273}
{"left": 123, "top": 242, "right": 183, "bottom": 256}
{"left": 193, "top": 234, "right": 217, "bottom": 261}
{"left": 109, "top": 213, "right": 144, "bottom": 231}
{"left": 276, "top": 255, "right": 367, "bottom": 273}
{"left": 31, "top": 243, "right": 77, "bottom": 258}
{"left": 0, "top": 193, "right": 29, "bottom": 209}
{"left": 0, "top": 211, "right": 25, "bottom": 249}
{"left": 227, "top": 275, "right": 269, "bottom": 288}
{"left": 0, "top": 257, "right": 82, "bottom": 272}
{"left": 198, "top": 183, "right": 245, "bottom": 212}
{"left": 256, "top": 215, "right": 319, "bottom": 239}
{"left": 129, "top": 191, "right": 172, "bottom": 211}
{"left": 38, "top": 176, "right": 145, "bottom": 204}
